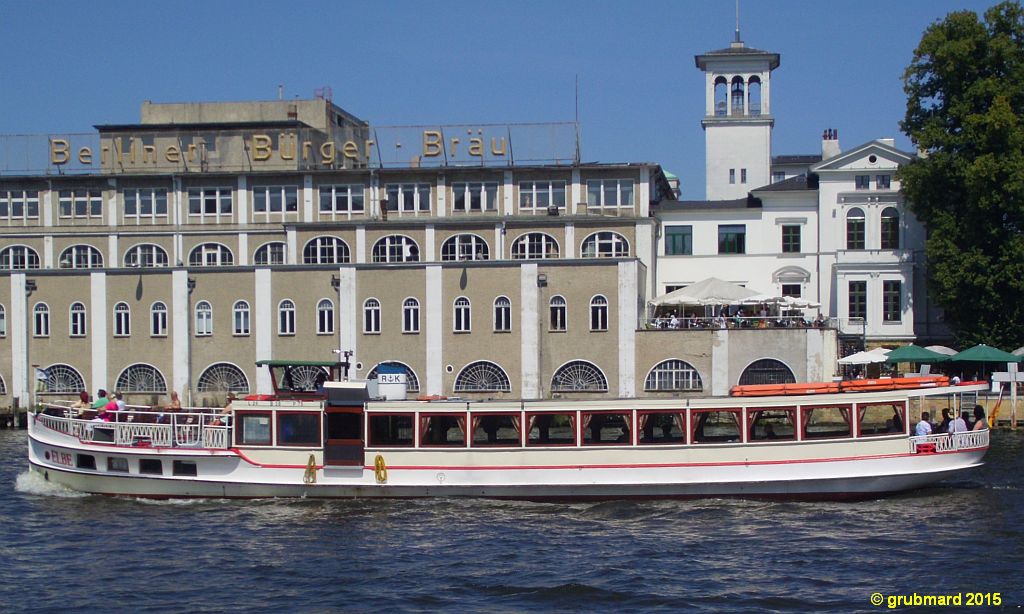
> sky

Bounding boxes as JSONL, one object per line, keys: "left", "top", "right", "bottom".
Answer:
{"left": 0, "top": 0, "right": 998, "bottom": 198}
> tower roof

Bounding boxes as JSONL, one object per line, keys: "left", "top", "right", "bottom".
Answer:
{"left": 695, "top": 43, "right": 780, "bottom": 70}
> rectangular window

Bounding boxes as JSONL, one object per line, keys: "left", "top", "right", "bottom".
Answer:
{"left": 637, "top": 411, "right": 685, "bottom": 444}
{"left": 848, "top": 281, "right": 867, "bottom": 321}
{"left": 470, "top": 413, "right": 521, "bottom": 446}
{"left": 452, "top": 182, "right": 499, "bottom": 212}
{"left": 172, "top": 460, "right": 198, "bottom": 476}
{"left": 318, "top": 184, "right": 365, "bottom": 216}
{"left": 139, "top": 458, "right": 163, "bottom": 475}
{"left": 122, "top": 188, "right": 168, "bottom": 222}
{"left": 253, "top": 186, "right": 298, "bottom": 217}
{"left": 781, "top": 225, "right": 801, "bottom": 253}
{"left": 718, "top": 224, "right": 746, "bottom": 254}
{"left": 855, "top": 175, "right": 870, "bottom": 190}
{"left": 883, "top": 280, "right": 902, "bottom": 322}
{"left": 581, "top": 412, "right": 631, "bottom": 445}
{"left": 420, "top": 414, "right": 466, "bottom": 447}
{"left": 748, "top": 409, "right": 796, "bottom": 442}
{"left": 187, "top": 187, "right": 232, "bottom": 219}
{"left": 781, "top": 284, "right": 801, "bottom": 298}
{"left": 772, "top": 171, "right": 786, "bottom": 184}
{"left": 107, "top": 457, "right": 129, "bottom": 472}
{"left": 384, "top": 183, "right": 431, "bottom": 213}
{"left": 277, "top": 413, "right": 321, "bottom": 447}
{"left": 876, "top": 175, "right": 891, "bottom": 190}
{"left": 0, "top": 190, "right": 40, "bottom": 223}
{"left": 858, "top": 402, "right": 906, "bottom": 436}
{"left": 59, "top": 189, "right": 103, "bottom": 220}
{"left": 665, "top": 226, "right": 693, "bottom": 255}
{"left": 740, "top": 168, "right": 747, "bottom": 184}
{"left": 729, "top": 169, "right": 736, "bottom": 184}
{"left": 586, "top": 179, "right": 634, "bottom": 209}
{"left": 237, "top": 413, "right": 273, "bottom": 446}
{"left": 692, "top": 410, "right": 741, "bottom": 443}
{"left": 368, "top": 414, "right": 415, "bottom": 447}
{"left": 526, "top": 412, "right": 576, "bottom": 446}
{"left": 76, "top": 454, "right": 96, "bottom": 470}
{"left": 803, "top": 405, "right": 853, "bottom": 439}
{"left": 518, "top": 180, "right": 566, "bottom": 211}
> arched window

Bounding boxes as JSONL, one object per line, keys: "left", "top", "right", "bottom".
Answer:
{"left": 0, "top": 246, "right": 40, "bottom": 270}
{"left": 441, "top": 234, "right": 490, "bottom": 261}
{"left": 880, "top": 207, "right": 900, "bottom": 249}
{"left": 747, "top": 76, "right": 762, "bottom": 116}
{"left": 197, "top": 363, "right": 249, "bottom": 393}
{"left": 645, "top": 359, "right": 703, "bottom": 391}
{"left": 454, "top": 361, "right": 511, "bottom": 392}
{"left": 278, "top": 365, "right": 330, "bottom": 392}
{"left": 194, "top": 301, "right": 212, "bottom": 336}
{"left": 303, "top": 236, "right": 350, "bottom": 264}
{"left": 33, "top": 303, "right": 49, "bottom": 337}
{"left": 189, "top": 243, "right": 233, "bottom": 267}
{"left": 233, "top": 300, "right": 250, "bottom": 335}
{"left": 69, "top": 302, "right": 87, "bottom": 337}
{"left": 0, "top": 374, "right": 6, "bottom": 395}
{"left": 846, "top": 208, "right": 865, "bottom": 250}
{"left": 730, "top": 76, "right": 745, "bottom": 114}
{"left": 115, "top": 364, "right": 168, "bottom": 393}
{"left": 403, "top": 298, "right": 420, "bottom": 333}
{"left": 0, "top": 304, "right": 6, "bottom": 337}
{"left": 511, "top": 232, "right": 559, "bottom": 259}
{"left": 58, "top": 245, "right": 103, "bottom": 269}
{"left": 551, "top": 360, "right": 608, "bottom": 392}
{"left": 714, "top": 76, "right": 728, "bottom": 116}
{"left": 549, "top": 295, "right": 566, "bottom": 331}
{"left": 738, "top": 359, "right": 797, "bottom": 386}
{"left": 124, "top": 244, "right": 169, "bottom": 268}
{"left": 114, "top": 302, "right": 131, "bottom": 337}
{"left": 494, "top": 296, "right": 511, "bottom": 332}
{"left": 581, "top": 232, "right": 629, "bottom": 258}
{"left": 372, "top": 235, "right": 419, "bottom": 263}
{"left": 453, "top": 297, "right": 471, "bottom": 332}
{"left": 317, "top": 299, "right": 334, "bottom": 335}
{"left": 367, "top": 361, "right": 421, "bottom": 393}
{"left": 40, "top": 364, "right": 86, "bottom": 394}
{"left": 590, "top": 295, "right": 608, "bottom": 331}
{"left": 254, "top": 242, "right": 287, "bottom": 265}
{"left": 363, "top": 298, "right": 381, "bottom": 333}
{"left": 278, "top": 299, "right": 295, "bottom": 335}
{"left": 150, "top": 302, "right": 167, "bottom": 336}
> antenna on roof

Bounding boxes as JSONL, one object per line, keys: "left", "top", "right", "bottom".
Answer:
{"left": 734, "top": 0, "right": 742, "bottom": 44}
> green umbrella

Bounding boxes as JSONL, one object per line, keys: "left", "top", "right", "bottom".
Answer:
{"left": 885, "top": 344, "right": 949, "bottom": 364}
{"left": 950, "top": 344, "right": 1022, "bottom": 363}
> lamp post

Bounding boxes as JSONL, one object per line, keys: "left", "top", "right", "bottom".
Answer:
{"left": 186, "top": 277, "right": 196, "bottom": 406}
{"left": 25, "top": 278, "right": 37, "bottom": 411}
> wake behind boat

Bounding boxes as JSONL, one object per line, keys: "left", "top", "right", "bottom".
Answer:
{"left": 26, "top": 361, "right": 990, "bottom": 500}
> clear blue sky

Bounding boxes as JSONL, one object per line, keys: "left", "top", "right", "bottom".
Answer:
{"left": 0, "top": 0, "right": 996, "bottom": 198}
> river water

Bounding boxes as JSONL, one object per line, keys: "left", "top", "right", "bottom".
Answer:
{"left": 1, "top": 429, "right": 1021, "bottom": 612}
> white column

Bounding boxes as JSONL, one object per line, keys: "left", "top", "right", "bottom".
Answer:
{"left": 425, "top": 265, "right": 443, "bottom": 394}
{"left": 173, "top": 178, "right": 183, "bottom": 227}
{"left": 369, "top": 176, "right": 380, "bottom": 218}
{"left": 238, "top": 233, "right": 249, "bottom": 266}
{"left": 711, "top": 329, "right": 730, "bottom": 396}
{"left": 90, "top": 272, "right": 107, "bottom": 392}
{"left": 302, "top": 175, "right": 314, "bottom": 222}
{"left": 564, "top": 223, "right": 575, "bottom": 259}
{"left": 638, "top": 167, "right": 650, "bottom": 217}
{"left": 520, "top": 263, "right": 539, "bottom": 398}
{"left": 10, "top": 274, "right": 27, "bottom": 403}
{"left": 254, "top": 268, "right": 273, "bottom": 394}
{"left": 634, "top": 220, "right": 653, "bottom": 299}
{"left": 42, "top": 189, "right": 53, "bottom": 227}
{"left": 494, "top": 224, "right": 505, "bottom": 260}
{"left": 108, "top": 234, "right": 119, "bottom": 268}
{"left": 355, "top": 226, "right": 366, "bottom": 264}
{"left": 286, "top": 228, "right": 297, "bottom": 265}
{"left": 236, "top": 176, "right": 249, "bottom": 225}
{"left": 107, "top": 179, "right": 118, "bottom": 227}
{"left": 436, "top": 175, "right": 446, "bottom": 217}
{"left": 337, "top": 266, "right": 357, "bottom": 370}
{"left": 571, "top": 168, "right": 582, "bottom": 213}
{"left": 171, "top": 269, "right": 191, "bottom": 401}
{"left": 424, "top": 225, "right": 435, "bottom": 262}
{"left": 42, "top": 236, "right": 53, "bottom": 268}
{"left": 617, "top": 261, "right": 637, "bottom": 398}
{"left": 503, "top": 170, "right": 514, "bottom": 215}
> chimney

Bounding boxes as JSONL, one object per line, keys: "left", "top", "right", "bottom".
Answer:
{"left": 821, "top": 128, "right": 841, "bottom": 160}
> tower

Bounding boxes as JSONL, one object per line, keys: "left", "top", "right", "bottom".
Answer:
{"left": 695, "top": 33, "right": 779, "bottom": 200}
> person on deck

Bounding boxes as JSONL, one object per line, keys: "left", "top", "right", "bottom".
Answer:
{"left": 915, "top": 412, "right": 933, "bottom": 437}
{"left": 948, "top": 411, "right": 968, "bottom": 434}
{"left": 938, "top": 408, "right": 952, "bottom": 433}
{"left": 90, "top": 389, "right": 110, "bottom": 410}
{"left": 972, "top": 405, "right": 988, "bottom": 431}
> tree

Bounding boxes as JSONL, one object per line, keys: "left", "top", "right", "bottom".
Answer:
{"left": 900, "top": 1, "right": 1024, "bottom": 348}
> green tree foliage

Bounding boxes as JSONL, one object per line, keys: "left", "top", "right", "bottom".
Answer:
{"left": 900, "top": 1, "right": 1024, "bottom": 348}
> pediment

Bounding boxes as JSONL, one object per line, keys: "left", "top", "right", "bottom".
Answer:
{"left": 812, "top": 141, "right": 913, "bottom": 173}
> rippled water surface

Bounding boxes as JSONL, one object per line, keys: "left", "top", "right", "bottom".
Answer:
{"left": 2, "top": 429, "right": 1022, "bottom": 612}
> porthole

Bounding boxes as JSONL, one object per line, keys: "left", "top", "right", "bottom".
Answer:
{"left": 355, "top": 362, "right": 363, "bottom": 371}
{"left": 446, "top": 364, "right": 454, "bottom": 373}
{"left": 868, "top": 154, "right": 877, "bottom": 164}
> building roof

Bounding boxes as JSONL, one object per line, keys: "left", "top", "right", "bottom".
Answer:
{"left": 752, "top": 174, "right": 818, "bottom": 192}
{"left": 654, "top": 196, "right": 761, "bottom": 212}
{"left": 95, "top": 120, "right": 313, "bottom": 132}
{"left": 695, "top": 42, "right": 780, "bottom": 70}
{"left": 772, "top": 154, "right": 821, "bottom": 165}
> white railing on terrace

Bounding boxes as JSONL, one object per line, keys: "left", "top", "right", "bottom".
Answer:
{"left": 36, "top": 404, "right": 232, "bottom": 450}
{"left": 641, "top": 315, "right": 835, "bottom": 331}
{"left": 909, "top": 430, "right": 990, "bottom": 454}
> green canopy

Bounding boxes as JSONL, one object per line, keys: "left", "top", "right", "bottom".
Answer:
{"left": 885, "top": 344, "right": 949, "bottom": 364}
{"left": 949, "top": 344, "right": 1022, "bottom": 363}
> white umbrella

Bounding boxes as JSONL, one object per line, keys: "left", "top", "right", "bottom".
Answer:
{"left": 925, "top": 345, "right": 958, "bottom": 356}
{"left": 838, "top": 350, "right": 890, "bottom": 365}
{"left": 776, "top": 296, "right": 822, "bottom": 309}
{"left": 650, "top": 277, "right": 761, "bottom": 307}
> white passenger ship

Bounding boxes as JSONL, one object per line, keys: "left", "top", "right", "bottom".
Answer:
{"left": 27, "top": 361, "right": 990, "bottom": 500}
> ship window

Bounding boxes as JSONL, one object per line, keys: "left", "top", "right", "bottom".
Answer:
{"left": 368, "top": 414, "right": 414, "bottom": 447}
{"left": 419, "top": 413, "right": 466, "bottom": 447}
{"left": 526, "top": 412, "right": 576, "bottom": 446}
{"left": 107, "top": 457, "right": 128, "bottom": 472}
{"left": 139, "top": 459, "right": 163, "bottom": 475}
{"left": 858, "top": 402, "right": 905, "bottom": 436}
{"left": 581, "top": 411, "right": 631, "bottom": 445}
{"left": 747, "top": 408, "right": 797, "bottom": 442}
{"left": 76, "top": 454, "right": 96, "bottom": 470}
{"left": 470, "top": 413, "right": 522, "bottom": 447}
{"left": 638, "top": 411, "right": 685, "bottom": 444}
{"left": 277, "top": 413, "right": 321, "bottom": 447}
{"left": 237, "top": 412, "right": 273, "bottom": 446}
{"left": 692, "top": 409, "right": 741, "bottom": 443}
{"left": 802, "top": 405, "right": 853, "bottom": 439}
{"left": 327, "top": 412, "right": 361, "bottom": 440}
{"left": 172, "top": 460, "right": 198, "bottom": 476}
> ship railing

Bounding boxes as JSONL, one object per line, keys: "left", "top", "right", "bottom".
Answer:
{"left": 908, "top": 429, "right": 990, "bottom": 454}
{"left": 36, "top": 404, "right": 232, "bottom": 450}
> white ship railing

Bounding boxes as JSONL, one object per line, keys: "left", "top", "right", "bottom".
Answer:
{"left": 909, "top": 430, "right": 989, "bottom": 454}
{"left": 35, "top": 405, "right": 232, "bottom": 450}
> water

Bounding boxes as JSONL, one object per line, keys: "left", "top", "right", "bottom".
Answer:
{"left": 2, "top": 429, "right": 1022, "bottom": 613}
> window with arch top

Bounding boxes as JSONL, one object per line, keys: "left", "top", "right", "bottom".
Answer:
{"left": 880, "top": 207, "right": 900, "bottom": 249}
{"left": 581, "top": 231, "right": 629, "bottom": 258}
{"left": 304, "top": 236, "right": 350, "bottom": 264}
{"left": 59, "top": 245, "right": 103, "bottom": 269}
{"left": 454, "top": 361, "right": 511, "bottom": 392}
{"left": 0, "top": 245, "right": 40, "bottom": 270}
{"left": 738, "top": 359, "right": 796, "bottom": 386}
{"left": 189, "top": 243, "right": 233, "bottom": 267}
{"left": 69, "top": 302, "right": 87, "bottom": 337}
{"left": 645, "top": 359, "right": 703, "bottom": 391}
{"left": 549, "top": 295, "right": 567, "bottom": 331}
{"left": 317, "top": 299, "right": 334, "bottom": 335}
{"left": 403, "top": 298, "right": 420, "bottom": 333}
{"left": 512, "top": 232, "right": 559, "bottom": 259}
{"left": 372, "top": 235, "right": 419, "bottom": 263}
{"left": 254, "top": 242, "right": 287, "bottom": 265}
{"left": 589, "top": 295, "right": 608, "bottom": 331}
{"left": 453, "top": 297, "right": 471, "bottom": 332}
{"left": 846, "top": 208, "right": 866, "bottom": 250}
{"left": 278, "top": 299, "right": 295, "bottom": 335}
{"left": 125, "top": 244, "right": 169, "bottom": 268}
{"left": 441, "top": 234, "right": 490, "bottom": 261}
{"left": 114, "top": 302, "right": 131, "bottom": 337}
{"left": 194, "top": 301, "right": 212, "bottom": 337}
{"left": 363, "top": 298, "right": 381, "bottom": 333}
{"left": 551, "top": 361, "right": 608, "bottom": 392}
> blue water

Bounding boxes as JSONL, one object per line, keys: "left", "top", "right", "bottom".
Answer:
{"left": 1, "top": 429, "right": 1022, "bottom": 612}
